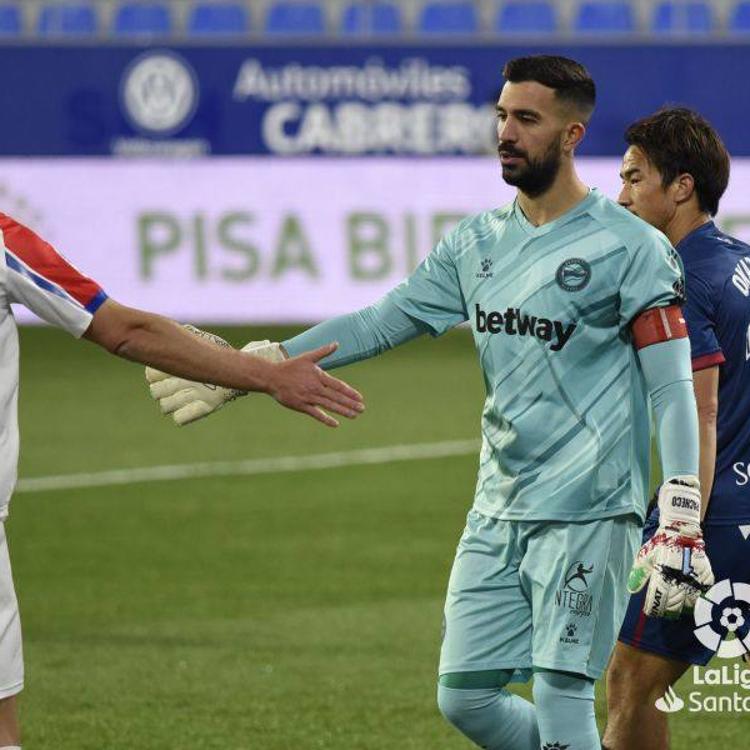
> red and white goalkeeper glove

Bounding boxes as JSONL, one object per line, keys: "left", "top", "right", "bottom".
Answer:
{"left": 627, "top": 476, "right": 714, "bottom": 619}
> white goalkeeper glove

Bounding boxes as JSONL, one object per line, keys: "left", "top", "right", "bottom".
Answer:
{"left": 628, "top": 475, "right": 714, "bottom": 619}
{"left": 145, "top": 327, "right": 284, "bottom": 426}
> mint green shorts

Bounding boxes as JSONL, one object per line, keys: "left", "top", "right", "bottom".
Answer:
{"left": 439, "top": 509, "right": 641, "bottom": 682}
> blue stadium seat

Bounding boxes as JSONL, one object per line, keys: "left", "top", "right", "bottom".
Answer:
{"left": 38, "top": 3, "right": 97, "bottom": 36}
{"left": 496, "top": 1, "right": 557, "bottom": 34}
{"left": 188, "top": 2, "right": 249, "bottom": 36}
{"left": 265, "top": 2, "right": 325, "bottom": 35}
{"left": 575, "top": 2, "right": 635, "bottom": 33}
{"left": 341, "top": 2, "right": 402, "bottom": 35}
{"left": 0, "top": 4, "right": 21, "bottom": 36}
{"left": 652, "top": 2, "right": 713, "bottom": 33}
{"left": 419, "top": 2, "right": 479, "bottom": 34}
{"left": 113, "top": 2, "right": 172, "bottom": 37}
{"left": 730, "top": 1, "right": 750, "bottom": 33}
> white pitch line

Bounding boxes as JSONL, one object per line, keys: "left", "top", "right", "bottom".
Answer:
{"left": 15, "top": 439, "right": 481, "bottom": 494}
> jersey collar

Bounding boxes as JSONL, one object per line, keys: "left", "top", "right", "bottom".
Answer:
{"left": 676, "top": 220, "right": 716, "bottom": 250}
{"left": 513, "top": 188, "right": 597, "bottom": 238}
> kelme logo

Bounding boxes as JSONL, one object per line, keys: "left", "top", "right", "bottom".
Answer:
{"left": 476, "top": 257, "right": 493, "bottom": 279}
{"left": 556, "top": 258, "right": 591, "bottom": 292}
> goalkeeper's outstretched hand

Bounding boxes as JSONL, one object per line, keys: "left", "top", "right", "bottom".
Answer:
{"left": 266, "top": 342, "right": 364, "bottom": 427}
{"left": 146, "top": 328, "right": 363, "bottom": 428}
{"left": 627, "top": 476, "right": 714, "bottom": 619}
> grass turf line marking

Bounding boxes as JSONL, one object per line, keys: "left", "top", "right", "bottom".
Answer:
{"left": 15, "top": 439, "right": 481, "bottom": 494}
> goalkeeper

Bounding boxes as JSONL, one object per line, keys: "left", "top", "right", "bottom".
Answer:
{"left": 148, "top": 56, "right": 708, "bottom": 750}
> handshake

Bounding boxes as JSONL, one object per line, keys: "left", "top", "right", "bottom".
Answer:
{"left": 145, "top": 325, "right": 364, "bottom": 428}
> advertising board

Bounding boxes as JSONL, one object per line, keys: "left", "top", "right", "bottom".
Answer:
{"left": 3, "top": 158, "right": 749, "bottom": 324}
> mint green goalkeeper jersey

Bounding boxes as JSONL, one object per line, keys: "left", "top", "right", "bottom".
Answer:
{"left": 389, "top": 189, "right": 682, "bottom": 522}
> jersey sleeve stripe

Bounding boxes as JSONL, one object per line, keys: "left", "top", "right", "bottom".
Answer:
{"left": 4, "top": 250, "right": 81, "bottom": 307}
{"left": 0, "top": 214, "right": 105, "bottom": 309}
{"left": 86, "top": 289, "right": 108, "bottom": 314}
{"left": 691, "top": 351, "right": 725, "bottom": 372}
{"left": 5, "top": 249, "right": 109, "bottom": 314}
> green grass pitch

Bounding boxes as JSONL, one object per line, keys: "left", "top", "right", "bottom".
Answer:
{"left": 10, "top": 325, "right": 743, "bottom": 748}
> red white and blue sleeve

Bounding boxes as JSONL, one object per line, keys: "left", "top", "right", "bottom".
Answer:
{"left": 0, "top": 213, "right": 108, "bottom": 337}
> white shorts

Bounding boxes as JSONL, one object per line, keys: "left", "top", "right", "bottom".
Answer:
{"left": 0, "top": 523, "right": 23, "bottom": 698}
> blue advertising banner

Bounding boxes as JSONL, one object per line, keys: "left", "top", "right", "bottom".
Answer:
{"left": 1, "top": 44, "right": 747, "bottom": 157}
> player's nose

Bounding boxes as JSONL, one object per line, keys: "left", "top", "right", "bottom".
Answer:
{"left": 496, "top": 119, "right": 517, "bottom": 143}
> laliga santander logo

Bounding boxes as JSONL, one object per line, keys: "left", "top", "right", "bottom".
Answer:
{"left": 655, "top": 686, "right": 685, "bottom": 713}
{"left": 655, "top": 580, "right": 750, "bottom": 714}
{"left": 693, "top": 579, "right": 750, "bottom": 659}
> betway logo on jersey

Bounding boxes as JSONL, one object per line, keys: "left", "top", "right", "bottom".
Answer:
{"left": 475, "top": 305, "right": 576, "bottom": 351}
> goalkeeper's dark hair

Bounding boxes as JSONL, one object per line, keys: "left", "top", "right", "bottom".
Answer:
{"left": 502, "top": 55, "right": 596, "bottom": 123}
{"left": 625, "top": 107, "right": 729, "bottom": 216}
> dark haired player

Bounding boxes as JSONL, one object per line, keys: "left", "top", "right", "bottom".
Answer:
{"left": 146, "top": 58, "right": 706, "bottom": 750}
{"left": 604, "top": 107, "right": 750, "bottom": 750}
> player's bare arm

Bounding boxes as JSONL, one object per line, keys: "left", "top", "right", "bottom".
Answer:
{"left": 693, "top": 366, "right": 719, "bottom": 517}
{"left": 146, "top": 293, "right": 434, "bottom": 425}
{"left": 85, "top": 299, "right": 364, "bottom": 428}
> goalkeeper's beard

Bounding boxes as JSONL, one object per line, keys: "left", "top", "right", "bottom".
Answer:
{"left": 498, "top": 139, "right": 562, "bottom": 198}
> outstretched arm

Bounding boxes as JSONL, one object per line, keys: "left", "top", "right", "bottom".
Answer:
{"left": 0, "top": 211, "right": 363, "bottom": 428}
{"left": 88, "top": 299, "right": 286, "bottom": 391}
{"left": 146, "top": 224, "right": 467, "bottom": 424}
{"left": 145, "top": 296, "right": 428, "bottom": 426}
{"left": 283, "top": 222, "right": 468, "bottom": 368}
{"left": 87, "top": 300, "right": 364, "bottom": 428}
{"left": 281, "top": 294, "right": 432, "bottom": 370}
